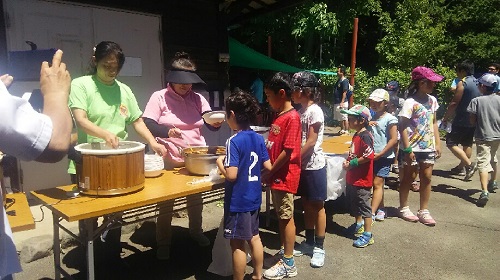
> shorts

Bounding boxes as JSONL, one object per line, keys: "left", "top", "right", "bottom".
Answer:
{"left": 224, "top": 209, "right": 260, "bottom": 241}
{"left": 446, "top": 125, "right": 476, "bottom": 147}
{"left": 398, "top": 150, "right": 436, "bottom": 166}
{"left": 346, "top": 185, "right": 372, "bottom": 218}
{"left": 373, "top": 157, "right": 392, "bottom": 178}
{"left": 296, "top": 167, "right": 327, "bottom": 201}
{"left": 476, "top": 140, "right": 500, "bottom": 173}
{"left": 333, "top": 102, "right": 348, "bottom": 121}
{"left": 271, "top": 189, "right": 295, "bottom": 220}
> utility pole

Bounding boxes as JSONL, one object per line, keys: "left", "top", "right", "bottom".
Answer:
{"left": 349, "top": 18, "right": 359, "bottom": 108}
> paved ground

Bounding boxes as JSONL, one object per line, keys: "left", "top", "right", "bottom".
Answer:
{"left": 12, "top": 139, "right": 500, "bottom": 280}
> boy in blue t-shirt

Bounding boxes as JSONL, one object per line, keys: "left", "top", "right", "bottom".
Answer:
{"left": 217, "top": 89, "right": 272, "bottom": 280}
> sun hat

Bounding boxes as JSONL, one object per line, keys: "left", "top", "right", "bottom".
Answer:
{"left": 477, "top": 73, "right": 498, "bottom": 88}
{"left": 292, "top": 71, "right": 318, "bottom": 87}
{"left": 385, "top": 81, "right": 400, "bottom": 94}
{"left": 411, "top": 66, "right": 444, "bottom": 82}
{"left": 341, "top": 104, "right": 372, "bottom": 121}
{"left": 165, "top": 68, "right": 205, "bottom": 84}
{"left": 368, "top": 89, "right": 390, "bottom": 102}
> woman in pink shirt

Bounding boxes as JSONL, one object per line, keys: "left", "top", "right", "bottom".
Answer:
{"left": 143, "top": 52, "right": 222, "bottom": 260}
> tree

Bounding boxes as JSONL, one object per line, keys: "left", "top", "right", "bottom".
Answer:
{"left": 376, "top": 0, "right": 451, "bottom": 69}
{"left": 231, "top": 0, "right": 381, "bottom": 69}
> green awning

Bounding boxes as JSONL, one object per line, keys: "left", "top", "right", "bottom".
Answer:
{"left": 229, "top": 37, "right": 336, "bottom": 76}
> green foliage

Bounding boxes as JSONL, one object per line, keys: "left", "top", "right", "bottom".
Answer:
{"left": 291, "top": 2, "right": 339, "bottom": 67}
{"left": 376, "top": 0, "right": 500, "bottom": 70}
{"left": 230, "top": 0, "right": 499, "bottom": 125}
{"left": 376, "top": 0, "right": 451, "bottom": 69}
{"left": 446, "top": 0, "right": 500, "bottom": 67}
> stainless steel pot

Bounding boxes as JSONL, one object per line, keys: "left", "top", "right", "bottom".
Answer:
{"left": 182, "top": 146, "right": 225, "bottom": 175}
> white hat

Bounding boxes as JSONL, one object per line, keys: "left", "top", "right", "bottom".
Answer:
{"left": 477, "top": 73, "right": 498, "bottom": 88}
{"left": 368, "top": 89, "right": 390, "bottom": 102}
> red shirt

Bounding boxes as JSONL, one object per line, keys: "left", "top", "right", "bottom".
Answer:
{"left": 266, "top": 109, "right": 302, "bottom": 194}
{"left": 346, "top": 130, "right": 374, "bottom": 188}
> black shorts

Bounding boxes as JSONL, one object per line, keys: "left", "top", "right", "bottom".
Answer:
{"left": 446, "top": 125, "right": 475, "bottom": 147}
{"left": 296, "top": 166, "right": 327, "bottom": 201}
{"left": 224, "top": 209, "right": 260, "bottom": 240}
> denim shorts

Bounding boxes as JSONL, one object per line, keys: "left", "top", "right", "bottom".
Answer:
{"left": 373, "top": 157, "right": 393, "bottom": 178}
{"left": 224, "top": 209, "right": 260, "bottom": 241}
{"left": 398, "top": 150, "right": 436, "bottom": 166}
{"left": 296, "top": 166, "right": 327, "bottom": 201}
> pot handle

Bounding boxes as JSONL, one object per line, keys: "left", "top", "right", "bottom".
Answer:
{"left": 67, "top": 145, "right": 82, "bottom": 164}
{"left": 178, "top": 145, "right": 186, "bottom": 158}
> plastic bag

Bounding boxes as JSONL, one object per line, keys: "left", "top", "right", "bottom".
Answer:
{"left": 188, "top": 168, "right": 222, "bottom": 185}
{"left": 437, "top": 119, "right": 452, "bottom": 133}
{"left": 207, "top": 218, "right": 232, "bottom": 276}
{"left": 325, "top": 154, "right": 347, "bottom": 201}
{"left": 207, "top": 218, "right": 251, "bottom": 276}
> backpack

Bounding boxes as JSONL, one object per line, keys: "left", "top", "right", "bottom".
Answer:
{"left": 342, "top": 77, "right": 354, "bottom": 100}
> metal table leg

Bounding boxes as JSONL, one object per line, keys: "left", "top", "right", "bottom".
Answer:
{"left": 53, "top": 213, "right": 61, "bottom": 280}
{"left": 84, "top": 219, "right": 95, "bottom": 280}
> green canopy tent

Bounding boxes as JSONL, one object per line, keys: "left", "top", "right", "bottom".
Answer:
{"left": 228, "top": 37, "right": 336, "bottom": 76}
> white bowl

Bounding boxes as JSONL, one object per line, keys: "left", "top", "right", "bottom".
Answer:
{"left": 145, "top": 169, "right": 163, "bottom": 178}
{"left": 250, "top": 126, "right": 270, "bottom": 140}
{"left": 202, "top": 111, "right": 226, "bottom": 125}
{"left": 144, "top": 154, "right": 164, "bottom": 177}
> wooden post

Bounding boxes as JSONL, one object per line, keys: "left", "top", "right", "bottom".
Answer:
{"left": 349, "top": 18, "right": 359, "bottom": 108}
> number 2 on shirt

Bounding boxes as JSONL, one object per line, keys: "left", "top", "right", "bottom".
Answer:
{"left": 248, "top": 151, "right": 258, "bottom": 182}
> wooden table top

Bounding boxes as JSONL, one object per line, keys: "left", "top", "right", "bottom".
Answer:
{"left": 31, "top": 135, "right": 351, "bottom": 223}
{"left": 5, "top": 193, "right": 35, "bottom": 232}
{"left": 31, "top": 168, "right": 223, "bottom": 222}
{"left": 322, "top": 135, "right": 351, "bottom": 155}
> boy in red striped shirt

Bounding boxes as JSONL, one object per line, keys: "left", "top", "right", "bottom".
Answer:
{"left": 341, "top": 105, "right": 375, "bottom": 248}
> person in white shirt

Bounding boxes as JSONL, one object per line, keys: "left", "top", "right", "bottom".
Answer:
{"left": 0, "top": 49, "right": 72, "bottom": 279}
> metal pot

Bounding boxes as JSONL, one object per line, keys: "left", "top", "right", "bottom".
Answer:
{"left": 182, "top": 146, "right": 225, "bottom": 175}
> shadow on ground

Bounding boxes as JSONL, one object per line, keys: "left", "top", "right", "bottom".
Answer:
{"left": 432, "top": 183, "right": 481, "bottom": 205}
{"left": 60, "top": 224, "right": 220, "bottom": 280}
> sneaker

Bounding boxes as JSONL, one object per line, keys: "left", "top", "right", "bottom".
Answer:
{"left": 488, "top": 181, "right": 498, "bottom": 193}
{"left": 391, "top": 164, "right": 399, "bottom": 174}
{"left": 310, "top": 247, "right": 325, "bottom": 268}
{"left": 263, "top": 259, "right": 298, "bottom": 279}
{"left": 411, "top": 181, "right": 420, "bottom": 192}
{"left": 190, "top": 232, "right": 210, "bottom": 247}
{"left": 375, "top": 209, "right": 386, "bottom": 221}
{"left": 156, "top": 245, "right": 170, "bottom": 260}
{"left": 417, "top": 209, "right": 436, "bottom": 226}
{"left": 450, "top": 165, "right": 466, "bottom": 176}
{"left": 353, "top": 232, "right": 374, "bottom": 248}
{"left": 477, "top": 191, "right": 489, "bottom": 207}
{"left": 398, "top": 206, "right": 419, "bottom": 222}
{"left": 293, "top": 241, "right": 313, "bottom": 257}
{"left": 464, "top": 162, "right": 477, "bottom": 181}
{"left": 344, "top": 222, "right": 364, "bottom": 236}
